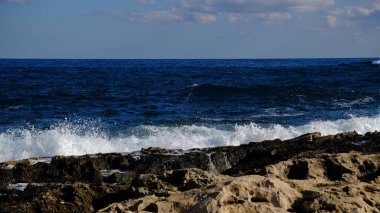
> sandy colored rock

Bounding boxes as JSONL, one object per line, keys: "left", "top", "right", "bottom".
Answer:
{"left": 1, "top": 131, "right": 379, "bottom": 212}
{"left": 98, "top": 152, "right": 380, "bottom": 212}
{"left": 98, "top": 175, "right": 301, "bottom": 213}
{"left": 266, "top": 152, "right": 380, "bottom": 212}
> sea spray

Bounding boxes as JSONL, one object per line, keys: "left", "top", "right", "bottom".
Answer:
{"left": 1, "top": 114, "right": 380, "bottom": 162}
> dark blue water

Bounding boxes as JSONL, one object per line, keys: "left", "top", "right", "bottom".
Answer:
{"left": 1, "top": 58, "right": 380, "bottom": 161}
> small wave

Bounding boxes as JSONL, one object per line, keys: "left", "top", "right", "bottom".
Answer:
{"left": 190, "top": 84, "right": 250, "bottom": 96}
{"left": 187, "top": 83, "right": 281, "bottom": 98}
{"left": 372, "top": 60, "right": 380, "bottom": 65}
{"left": 349, "top": 60, "right": 379, "bottom": 65}
{"left": 333, "top": 97, "right": 375, "bottom": 108}
{"left": 6, "top": 105, "right": 26, "bottom": 110}
{"left": 260, "top": 108, "right": 305, "bottom": 118}
{"left": 1, "top": 114, "right": 380, "bottom": 162}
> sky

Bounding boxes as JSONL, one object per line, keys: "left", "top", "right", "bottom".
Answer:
{"left": 0, "top": 0, "right": 379, "bottom": 59}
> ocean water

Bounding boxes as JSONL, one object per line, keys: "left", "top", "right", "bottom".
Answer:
{"left": 0, "top": 58, "right": 379, "bottom": 162}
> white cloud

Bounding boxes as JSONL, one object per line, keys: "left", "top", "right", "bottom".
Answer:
{"left": 105, "top": 9, "right": 217, "bottom": 24}
{"left": 1, "top": 0, "right": 29, "bottom": 4}
{"left": 192, "top": 12, "right": 217, "bottom": 24}
{"left": 255, "top": 12, "right": 292, "bottom": 24}
{"left": 326, "top": 15, "right": 337, "bottom": 28}
{"left": 105, "top": 0, "right": 337, "bottom": 24}
{"left": 326, "top": 1, "right": 380, "bottom": 28}
{"left": 324, "top": 1, "right": 380, "bottom": 44}
{"left": 134, "top": 0, "right": 155, "bottom": 5}
{"left": 228, "top": 14, "right": 240, "bottom": 22}
{"left": 177, "top": 0, "right": 335, "bottom": 13}
{"left": 130, "top": 11, "right": 184, "bottom": 23}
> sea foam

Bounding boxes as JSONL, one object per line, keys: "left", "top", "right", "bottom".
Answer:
{"left": 1, "top": 114, "right": 380, "bottom": 162}
{"left": 372, "top": 60, "right": 380, "bottom": 65}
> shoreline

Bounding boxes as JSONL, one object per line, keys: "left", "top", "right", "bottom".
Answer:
{"left": 1, "top": 131, "right": 379, "bottom": 212}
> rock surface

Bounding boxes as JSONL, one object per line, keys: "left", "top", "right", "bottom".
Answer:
{"left": 0, "top": 131, "right": 379, "bottom": 212}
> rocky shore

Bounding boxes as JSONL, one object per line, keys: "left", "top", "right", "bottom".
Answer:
{"left": 0, "top": 131, "right": 379, "bottom": 212}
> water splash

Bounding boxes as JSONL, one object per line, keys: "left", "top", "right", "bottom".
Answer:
{"left": 1, "top": 114, "right": 380, "bottom": 162}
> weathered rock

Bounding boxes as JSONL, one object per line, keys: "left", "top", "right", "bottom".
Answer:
{"left": 0, "top": 131, "right": 379, "bottom": 212}
{"left": 141, "top": 147, "right": 174, "bottom": 155}
{"left": 164, "top": 168, "right": 225, "bottom": 191}
{"left": 98, "top": 175, "right": 301, "bottom": 213}
{"left": 104, "top": 171, "right": 136, "bottom": 184}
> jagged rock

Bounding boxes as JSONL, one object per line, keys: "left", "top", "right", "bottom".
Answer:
{"left": 164, "top": 168, "right": 225, "bottom": 191}
{"left": 0, "top": 131, "right": 379, "bottom": 212}
{"left": 131, "top": 173, "right": 175, "bottom": 197}
{"left": 99, "top": 175, "right": 301, "bottom": 213}
{"left": 141, "top": 147, "right": 174, "bottom": 155}
{"left": 104, "top": 171, "right": 136, "bottom": 184}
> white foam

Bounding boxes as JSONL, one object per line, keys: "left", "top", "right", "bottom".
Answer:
{"left": 100, "top": 169, "right": 126, "bottom": 177}
{"left": 29, "top": 157, "right": 52, "bottom": 165}
{"left": 372, "top": 60, "right": 380, "bottom": 65}
{"left": 8, "top": 183, "right": 29, "bottom": 191}
{"left": 7, "top": 183, "right": 55, "bottom": 191}
{"left": 129, "top": 151, "right": 142, "bottom": 160}
{"left": 3, "top": 165, "right": 15, "bottom": 170}
{"left": 1, "top": 114, "right": 380, "bottom": 162}
{"left": 162, "top": 150, "right": 192, "bottom": 156}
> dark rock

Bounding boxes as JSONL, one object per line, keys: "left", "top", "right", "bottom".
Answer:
{"left": 48, "top": 156, "right": 103, "bottom": 182}
{"left": 165, "top": 168, "right": 219, "bottom": 191}
{"left": 287, "top": 160, "right": 309, "bottom": 180}
{"left": 104, "top": 171, "right": 136, "bottom": 184}
{"left": 323, "top": 157, "right": 352, "bottom": 181}
{"left": 141, "top": 147, "right": 174, "bottom": 155}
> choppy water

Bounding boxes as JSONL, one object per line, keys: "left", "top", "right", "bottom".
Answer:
{"left": 0, "top": 58, "right": 379, "bottom": 162}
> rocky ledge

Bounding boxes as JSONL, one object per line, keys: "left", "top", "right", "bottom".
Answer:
{"left": 0, "top": 131, "right": 379, "bottom": 212}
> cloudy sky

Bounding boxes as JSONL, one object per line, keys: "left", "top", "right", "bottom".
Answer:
{"left": 1, "top": 0, "right": 379, "bottom": 58}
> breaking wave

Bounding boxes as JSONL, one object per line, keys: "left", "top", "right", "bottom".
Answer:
{"left": 1, "top": 114, "right": 380, "bottom": 162}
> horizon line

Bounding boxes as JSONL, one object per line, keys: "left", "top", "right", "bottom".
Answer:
{"left": 0, "top": 57, "right": 378, "bottom": 60}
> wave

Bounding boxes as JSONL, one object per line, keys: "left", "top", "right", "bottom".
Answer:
{"left": 187, "top": 83, "right": 290, "bottom": 99}
{"left": 332, "top": 96, "right": 375, "bottom": 108}
{"left": 189, "top": 83, "right": 252, "bottom": 97}
{"left": 1, "top": 114, "right": 380, "bottom": 162}
{"left": 356, "top": 60, "right": 380, "bottom": 65}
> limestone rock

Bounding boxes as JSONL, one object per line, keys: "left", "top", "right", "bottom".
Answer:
{"left": 0, "top": 131, "right": 379, "bottom": 212}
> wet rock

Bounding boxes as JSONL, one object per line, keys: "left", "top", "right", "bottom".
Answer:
{"left": 104, "top": 171, "right": 136, "bottom": 184}
{"left": 141, "top": 147, "right": 174, "bottom": 155}
{"left": 48, "top": 156, "right": 104, "bottom": 182}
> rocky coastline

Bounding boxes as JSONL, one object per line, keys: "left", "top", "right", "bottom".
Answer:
{"left": 0, "top": 131, "right": 379, "bottom": 212}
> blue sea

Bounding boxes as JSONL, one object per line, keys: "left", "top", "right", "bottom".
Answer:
{"left": 1, "top": 58, "right": 379, "bottom": 162}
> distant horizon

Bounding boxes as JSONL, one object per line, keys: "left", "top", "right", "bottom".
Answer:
{"left": 0, "top": 57, "right": 379, "bottom": 60}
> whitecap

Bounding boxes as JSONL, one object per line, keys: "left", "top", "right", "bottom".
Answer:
{"left": 333, "top": 96, "right": 374, "bottom": 108}
{"left": 1, "top": 114, "right": 380, "bottom": 162}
